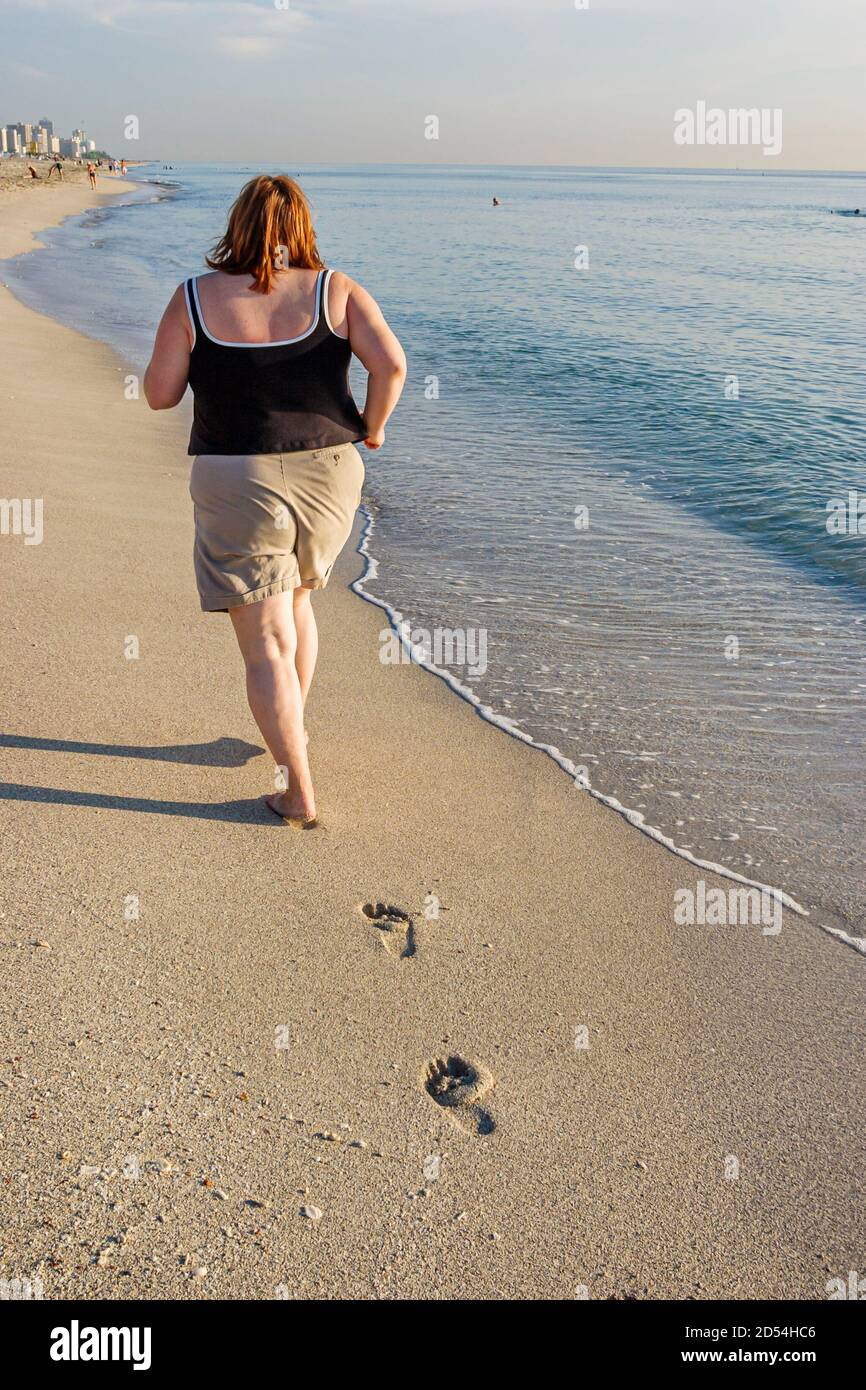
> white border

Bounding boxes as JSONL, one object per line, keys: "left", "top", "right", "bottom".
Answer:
{"left": 182, "top": 279, "right": 197, "bottom": 349}
{"left": 190, "top": 269, "right": 324, "bottom": 347}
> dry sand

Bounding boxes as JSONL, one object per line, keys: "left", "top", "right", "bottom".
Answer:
{"left": 0, "top": 164, "right": 135, "bottom": 260}
{"left": 0, "top": 179, "right": 863, "bottom": 1301}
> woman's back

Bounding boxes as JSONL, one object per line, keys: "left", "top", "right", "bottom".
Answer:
{"left": 194, "top": 267, "right": 350, "bottom": 345}
{"left": 184, "top": 265, "right": 364, "bottom": 455}
{"left": 144, "top": 172, "right": 405, "bottom": 460}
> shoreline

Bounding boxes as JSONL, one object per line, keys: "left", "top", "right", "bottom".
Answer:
{"left": 353, "top": 510, "right": 866, "bottom": 954}
{"left": 0, "top": 170, "right": 139, "bottom": 261}
{"left": 7, "top": 168, "right": 862, "bottom": 956}
{"left": 1, "top": 182, "right": 864, "bottom": 1300}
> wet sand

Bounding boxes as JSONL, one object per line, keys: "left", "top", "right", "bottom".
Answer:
{"left": 0, "top": 165, "right": 136, "bottom": 260}
{"left": 0, "top": 180, "right": 863, "bottom": 1300}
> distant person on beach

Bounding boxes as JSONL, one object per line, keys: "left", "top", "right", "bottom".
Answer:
{"left": 493, "top": 196, "right": 501, "bottom": 206}
{"left": 144, "top": 174, "right": 406, "bottom": 828}
{"left": 121, "top": 159, "right": 127, "bottom": 176}
{"left": 87, "top": 162, "right": 97, "bottom": 189}
{"left": 48, "top": 159, "right": 64, "bottom": 180}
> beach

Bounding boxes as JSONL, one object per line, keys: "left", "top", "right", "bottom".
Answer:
{"left": 0, "top": 163, "right": 135, "bottom": 259}
{"left": 0, "top": 180, "right": 863, "bottom": 1301}
{"left": 9, "top": 162, "right": 864, "bottom": 944}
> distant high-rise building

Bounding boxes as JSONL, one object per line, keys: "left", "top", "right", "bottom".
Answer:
{"left": 0, "top": 117, "right": 100, "bottom": 160}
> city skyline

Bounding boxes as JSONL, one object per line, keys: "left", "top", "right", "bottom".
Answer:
{"left": 0, "top": 0, "right": 864, "bottom": 171}
{"left": 1, "top": 116, "right": 97, "bottom": 158}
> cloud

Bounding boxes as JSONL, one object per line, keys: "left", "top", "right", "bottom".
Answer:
{"left": 215, "top": 34, "right": 271, "bottom": 56}
{"left": 9, "top": 62, "right": 52, "bottom": 80}
{"left": 214, "top": 32, "right": 290, "bottom": 58}
{"left": 10, "top": 0, "right": 311, "bottom": 20}
{"left": 211, "top": 3, "right": 312, "bottom": 57}
{"left": 9, "top": 0, "right": 314, "bottom": 61}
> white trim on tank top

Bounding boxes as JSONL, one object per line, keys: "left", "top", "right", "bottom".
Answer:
{"left": 321, "top": 268, "right": 351, "bottom": 341}
{"left": 322, "top": 267, "right": 336, "bottom": 334}
{"left": 190, "top": 268, "right": 327, "bottom": 348}
{"left": 182, "top": 279, "right": 197, "bottom": 349}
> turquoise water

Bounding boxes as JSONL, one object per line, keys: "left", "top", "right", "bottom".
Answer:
{"left": 3, "top": 163, "right": 865, "bottom": 942}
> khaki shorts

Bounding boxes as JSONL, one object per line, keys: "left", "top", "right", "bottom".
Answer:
{"left": 189, "top": 445, "right": 365, "bottom": 612}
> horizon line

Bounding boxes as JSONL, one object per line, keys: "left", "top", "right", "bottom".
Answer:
{"left": 129, "top": 159, "right": 866, "bottom": 177}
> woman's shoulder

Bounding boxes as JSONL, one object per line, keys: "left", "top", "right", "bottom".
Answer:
{"left": 182, "top": 269, "right": 220, "bottom": 290}
{"left": 326, "top": 269, "right": 376, "bottom": 311}
{"left": 325, "top": 268, "right": 356, "bottom": 295}
{"left": 172, "top": 270, "right": 209, "bottom": 304}
{"left": 324, "top": 269, "right": 357, "bottom": 336}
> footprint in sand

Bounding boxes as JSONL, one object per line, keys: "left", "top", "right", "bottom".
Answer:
{"left": 423, "top": 1054, "right": 496, "bottom": 1136}
{"left": 360, "top": 902, "right": 417, "bottom": 959}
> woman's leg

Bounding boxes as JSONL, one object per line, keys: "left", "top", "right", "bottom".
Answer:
{"left": 292, "top": 585, "right": 319, "bottom": 707}
{"left": 229, "top": 591, "right": 316, "bottom": 821}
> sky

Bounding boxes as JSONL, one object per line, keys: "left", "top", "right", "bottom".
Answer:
{"left": 1, "top": 0, "right": 864, "bottom": 170}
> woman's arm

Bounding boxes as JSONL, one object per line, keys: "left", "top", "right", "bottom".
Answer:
{"left": 144, "top": 285, "right": 193, "bottom": 410}
{"left": 344, "top": 279, "right": 406, "bottom": 449}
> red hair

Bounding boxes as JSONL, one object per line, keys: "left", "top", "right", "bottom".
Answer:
{"left": 206, "top": 174, "right": 324, "bottom": 294}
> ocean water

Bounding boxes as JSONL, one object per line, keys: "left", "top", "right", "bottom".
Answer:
{"left": 3, "top": 163, "right": 865, "bottom": 946}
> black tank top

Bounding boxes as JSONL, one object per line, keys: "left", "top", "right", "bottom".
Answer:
{"left": 184, "top": 268, "right": 366, "bottom": 456}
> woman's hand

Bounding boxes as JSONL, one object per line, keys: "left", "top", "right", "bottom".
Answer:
{"left": 345, "top": 278, "right": 406, "bottom": 449}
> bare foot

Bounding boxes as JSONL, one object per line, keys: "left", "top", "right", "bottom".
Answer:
{"left": 265, "top": 792, "right": 319, "bottom": 829}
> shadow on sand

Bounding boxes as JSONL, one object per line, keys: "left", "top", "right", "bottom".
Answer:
{"left": 0, "top": 734, "right": 263, "bottom": 768}
{"left": 0, "top": 782, "right": 274, "bottom": 826}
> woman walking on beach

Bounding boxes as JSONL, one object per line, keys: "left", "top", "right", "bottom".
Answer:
{"left": 144, "top": 174, "right": 406, "bottom": 827}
